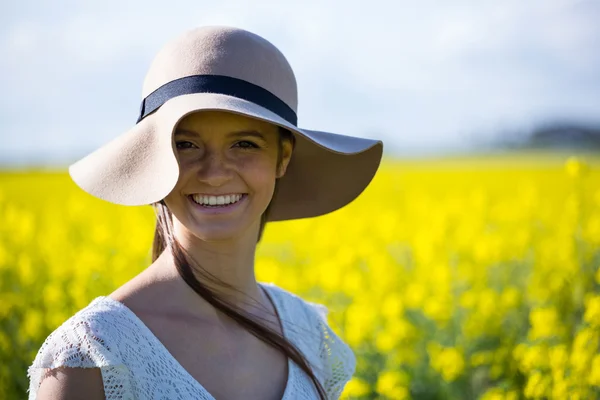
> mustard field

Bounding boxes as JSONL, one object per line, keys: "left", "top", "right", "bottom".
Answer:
{"left": 1, "top": 151, "right": 600, "bottom": 399}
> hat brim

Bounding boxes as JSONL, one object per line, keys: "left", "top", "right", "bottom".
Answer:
{"left": 68, "top": 93, "right": 383, "bottom": 221}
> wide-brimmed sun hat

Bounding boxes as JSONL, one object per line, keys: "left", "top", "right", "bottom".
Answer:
{"left": 68, "top": 25, "right": 383, "bottom": 222}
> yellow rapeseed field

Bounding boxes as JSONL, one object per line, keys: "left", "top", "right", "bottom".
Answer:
{"left": 1, "top": 151, "right": 599, "bottom": 399}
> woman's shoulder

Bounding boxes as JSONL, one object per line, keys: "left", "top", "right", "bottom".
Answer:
{"left": 29, "top": 297, "right": 134, "bottom": 366}
{"left": 260, "top": 281, "right": 329, "bottom": 321}
{"left": 27, "top": 297, "right": 138, "bottom": 399}
{"left": 260, "top": 282, "right": 357, "bottom": 397}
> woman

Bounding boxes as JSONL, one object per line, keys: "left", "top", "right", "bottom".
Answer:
{"left": 27, "top": 26, "right": 383, "bottom": 399}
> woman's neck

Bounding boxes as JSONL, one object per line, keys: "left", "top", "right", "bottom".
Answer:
{"left": 147, "top": 233, "right": 269, "bottom": 319}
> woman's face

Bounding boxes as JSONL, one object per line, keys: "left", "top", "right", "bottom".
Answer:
{"left": 163, "top": 110, "right": 293, "bottom": 242}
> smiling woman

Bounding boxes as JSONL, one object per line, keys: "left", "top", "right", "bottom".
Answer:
{"left": 26, "top": 26, "right": 383, "bottom": 400}
{"left": 165, "top": 111, "right": 288, "bottom": 241}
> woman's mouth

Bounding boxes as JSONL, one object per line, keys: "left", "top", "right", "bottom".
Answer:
{"left": 187, "top": 193, "right": 248, "bottom": 214}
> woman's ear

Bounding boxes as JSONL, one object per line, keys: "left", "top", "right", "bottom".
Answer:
{"left": 276, "top": 139, "right": 294, "bottom": 178}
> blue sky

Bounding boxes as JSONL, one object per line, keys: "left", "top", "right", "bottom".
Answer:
{"left": 2, "top": 0, "right": 599, "bottom": 165}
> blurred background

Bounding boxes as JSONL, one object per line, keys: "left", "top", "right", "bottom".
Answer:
{"left": 1, "top": 0, "right": 600, "bottom": 399}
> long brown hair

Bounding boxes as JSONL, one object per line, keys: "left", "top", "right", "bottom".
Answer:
{"left": 151, "top": 127, "right": 327, "bottom": 399}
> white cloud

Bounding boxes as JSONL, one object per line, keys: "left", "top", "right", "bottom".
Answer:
{"left": 2, "top": 0, "right": 600, "bottom": 161}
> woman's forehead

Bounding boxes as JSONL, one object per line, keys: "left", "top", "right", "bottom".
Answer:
{"left": 177, "top": 110, "right": 278, "bottom": 133}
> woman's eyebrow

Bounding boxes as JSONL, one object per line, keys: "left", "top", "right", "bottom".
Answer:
{"left": 228, "top": 130, "right": 267, "bottom": 141}
{"left": 173, "top": 129, "right": 268, "bottom": 141}
{"left": 174, "top": 129, "right": 197, "bottom": 137}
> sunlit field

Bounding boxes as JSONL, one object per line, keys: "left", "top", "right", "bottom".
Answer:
{"left": 1, "top": 151, "right": 599, "bottom": 399}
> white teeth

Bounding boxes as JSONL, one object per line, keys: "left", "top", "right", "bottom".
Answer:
{"left": 192, "top": 194, "right": 243, "bottom": 206}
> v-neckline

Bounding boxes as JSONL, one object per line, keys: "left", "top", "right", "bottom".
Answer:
{"left": 95, "top": 282, "right": 294, "bottom": 400}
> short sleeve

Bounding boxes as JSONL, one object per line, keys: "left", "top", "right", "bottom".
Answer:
{"left": 308, "top": 301, "right": 329, "bottom": 322}
{"left": 26, "top": 311, "right": 133, "bottom": 400}
{"left": 305, "top": 301, "right": 357, "bottom": 399}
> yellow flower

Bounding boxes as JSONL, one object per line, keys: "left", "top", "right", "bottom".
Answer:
{"left": 43, "top": 284, "right": 64, "bottom": 306}
{"left": 344, "top": 301, "right": 375, "bottom": 347}
{"left": 381, "top": 292, "right": 403, "bottom": 320}
{"left": 459, "top": 290, "right": 477, "bottom": 309}
{"left": 584, "top": 295, "right": 600, "bottom": 328}
{"left": 500, "top": 286, "right": 521, "bottom": 309}
{"left": 548, "top": 345, "right": 568, "bottom": 372}
{"left": 256, "top": 258, "right": 281, "bottom": 283}
{"left": 551, "top": 377, "right": 568, "bottom": 399}
{"left": 423, "top": 296, "right": 453, "bottom": 325}
{"left": 404, "top": 282, "right": 426, "bottom": 309}
{"left": 519, "top": 345, "right": 548, "bottom": 372}
{"left": 564, "top": 156, "right": 589, "bottom": 178}
{"left": 342, "top": 377, "right": 371, "bottom": 397}
{"left": 480, "top": 388, "right": 504, "bottom": 400}
{"left": 528, "top": 306, "right": 563, "bottom": 340}
{"left": 481, "top": 388, "right": 519, "bottom": 400}
{"left": 21, "top": 310, "right": 44, "bottom": 340}
{"left": 524, "top": 371, "right": 550, "bottom": 399}
{"left": 570, "top": 328, "right": 597, "bottom": 375}
{"left": 376, "top": 371, "right": 410, "bottom": 399}
{"left": 0, "top": 243, "right": 8, "bottom": 270}
{"left": 375, "top": 319, "right": 416, "bottom": 352}
{"left": 477, "top": 289, "right": 499, "bottom": 319}
{"left": 4, "top": 155, "right": 600, "bottom": 398}
{"left": 588, "top": 355, "right": 600, "bottom": 387}
{"left": 18, "top": 253, "right": 35, "bottom": 286}
{"left": 428, "top": 344, "right": 465, "bottom": 382}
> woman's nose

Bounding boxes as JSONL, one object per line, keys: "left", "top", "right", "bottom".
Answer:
{"left": 195, "top": 151, "right": 233, "bottom": 186}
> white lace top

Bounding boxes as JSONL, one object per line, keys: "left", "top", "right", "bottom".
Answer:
{"left": 27, "top": 282, "right": 356, "bottom": 400}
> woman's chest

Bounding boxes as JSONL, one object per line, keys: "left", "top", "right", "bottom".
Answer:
{"left": 140, "top": 313, "right": 290, "bottom": 400}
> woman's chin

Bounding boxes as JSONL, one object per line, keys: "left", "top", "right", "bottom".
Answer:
{"left": 186, "top": 219, "right": 256, "bottom": 242}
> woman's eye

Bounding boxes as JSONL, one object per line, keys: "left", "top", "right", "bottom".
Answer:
{"left": 235, "top": 140, "right": 258, "bottom": 149}
{"left": 175, "top": 141, "right": 196, "bottom": 149}
{"left": 175, "top": 140, "right": 258, "bottom": 150}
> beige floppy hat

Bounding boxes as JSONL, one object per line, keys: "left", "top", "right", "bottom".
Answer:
{"left": 68, "top": 26, "right": 383, "bottom": 222}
